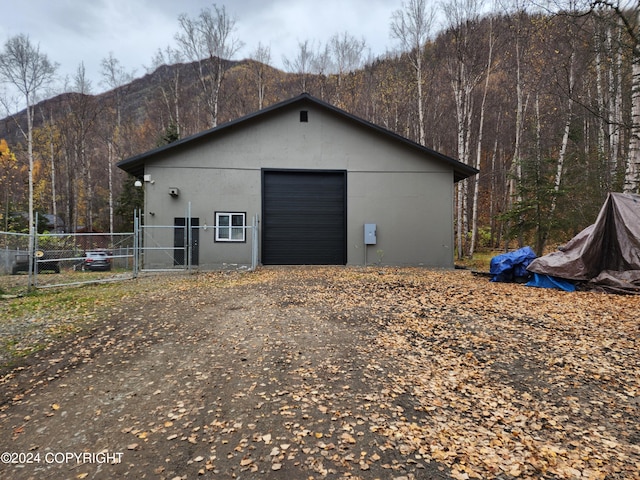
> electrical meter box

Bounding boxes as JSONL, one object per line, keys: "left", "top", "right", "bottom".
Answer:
{"left": 364, "top": 223, "right": 377, "bottom": 245}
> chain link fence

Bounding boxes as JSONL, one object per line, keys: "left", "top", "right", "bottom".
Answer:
{"left": 1, "top": 212, "right": 259, "bottom": 294}
{"left": 0, "top": 232, "right": 30, "bottom": 294}
{"left": 0, "top": 231, "right": 135, "bottom": 293}
{"left": 137, "top": 214, "right": 259, "bottom": 273}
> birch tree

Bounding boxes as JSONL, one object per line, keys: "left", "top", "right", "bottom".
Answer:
{"left": 328, "top": 32, "right": 367, "bottom": 106}
{"left": 38, "top": 105, "right": 61, "bottom": 233}
{"left": 592, "top": 15, "right": 624, "bottom": 189}
{"left": 623, "top": 6, "right": 640, "bottom": 193}
{"left": 148, "top": 46, "right": 185, "bottom": 136}
{"left": 176, "top": 4, "right": 243, "bottom": 128}
{"left": 311, "top": 43, "right": 332, "bottom": 100}
{"left": 0, "top": 34, "right": 56, "bottom": 282}
{"left": 610, "top": 20, "right": 625, "bottom": 183}
{"left": 547, "top": 52, "right": 576, "bottom": 228}
{"left": 283, "top": 40, "right": 315, "bottom": 93}
{"left": 101, "top": 53, "right": 133, "bottom": 235}
{"left": 61, "top": 63, "right": 101, "bottom": 232}
{"left": 529, "top": 10, "right": 581, "bottom": 255}
{"left": 249, "top": 42, "right": 271, "bottom": 110}
{"left": 391, "top": 0, "right": 436, "bottom": 146}
{"left": 469, "top": 14, "right": 497, "bottom": 256}
{"left": 501, "top": 0, "right": 532, "bottom": 247}
{"left": 584, "top": 0, "right": 640, "bottom": 193}
{"left": 441, "top": 0, "right": 487, "bottom": 258}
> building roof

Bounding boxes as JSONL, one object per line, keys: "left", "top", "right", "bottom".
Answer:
{"left": 117, "top": 93, "right": 478, "bottom": 183}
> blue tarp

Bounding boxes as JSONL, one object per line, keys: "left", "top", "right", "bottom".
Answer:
{"left": 490, "top": 246, "right": 537, "bottom": 283}
{"left": 526, "top": 273, "right": 576, "bottom": 292}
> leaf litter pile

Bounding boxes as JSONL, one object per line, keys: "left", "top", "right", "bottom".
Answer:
{"left": 0, "top": 266, "right": 638, "bottom": 479}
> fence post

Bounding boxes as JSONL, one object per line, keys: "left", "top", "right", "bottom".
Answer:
{"left": 32, "top": 213, "right": 39, "bottom": 288}
{"left": 186, "top": 202, "right": 192, "bottom": 272}
{"left": 133, "top": 210, "right": 139, "bottom": 277}
{"left": 251, "top": 214, "right": 259, "bottom": 271}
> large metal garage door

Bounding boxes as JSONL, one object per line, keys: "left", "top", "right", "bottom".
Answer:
{"left": 262, "top": 170, "right": 347, "bottom": 265}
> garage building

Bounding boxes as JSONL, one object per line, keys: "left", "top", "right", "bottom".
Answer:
{"left": 117, "top": 93, "right": 478, "bottom": 269}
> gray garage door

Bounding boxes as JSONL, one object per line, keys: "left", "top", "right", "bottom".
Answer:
{"left": 262, "top": 170, "right": 347, "bottom": 265}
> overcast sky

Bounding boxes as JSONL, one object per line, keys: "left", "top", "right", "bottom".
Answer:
{"left": 2, "top": 0, "right": 407, "bottom": 99}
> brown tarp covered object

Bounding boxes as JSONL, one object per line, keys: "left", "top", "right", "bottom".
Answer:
{"left": 527, "top": 192, "right": 640, "bottom": 294}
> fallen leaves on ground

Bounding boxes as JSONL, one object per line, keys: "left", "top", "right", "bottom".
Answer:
{"left": 0, "top": 267, "right": 638, "bottom": 479}
{"left": 312, "top": 268, "right": 640, "bottom": 479}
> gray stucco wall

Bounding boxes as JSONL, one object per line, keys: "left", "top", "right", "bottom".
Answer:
{"left": 139, "top": 102, "right": 455, "bottom": 269}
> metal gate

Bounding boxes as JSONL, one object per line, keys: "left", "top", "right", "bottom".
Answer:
{"left": 135, "top": 207, "right": 259, "bottom": 273}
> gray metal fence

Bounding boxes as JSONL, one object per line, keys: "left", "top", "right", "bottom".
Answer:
{"left": 1, "top": 211, "right": 259, "bottom": 293}
{"left": 136, "top": 211, "right": 259, "bottom": 273}
{"left": 0, "top": 231, "right": 135, "bottom": 293}
{"left": 0, "top": 232, "right": 30, "bottom": 293}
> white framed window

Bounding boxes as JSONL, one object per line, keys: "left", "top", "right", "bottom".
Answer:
{"left": 215, "top": 212, "right": 246, "bottom": 242}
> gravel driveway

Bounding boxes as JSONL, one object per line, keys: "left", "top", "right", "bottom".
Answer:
{"left": 1, "top": 267, "right": 638, "bottom": 479}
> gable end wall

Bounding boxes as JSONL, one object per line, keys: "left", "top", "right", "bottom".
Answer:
{"left": 141, "top": 103, "right": 455, "bottom": 268}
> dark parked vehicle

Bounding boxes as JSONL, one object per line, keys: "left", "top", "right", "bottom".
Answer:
{"left": 82, "top": 251, "right": 112, "bottom": 271}
{"left": 12, "top": 252, "right": 60, "bottom": 274}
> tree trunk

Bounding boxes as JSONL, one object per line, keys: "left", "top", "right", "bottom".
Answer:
{"left": 595, "top": 29, "right": 608, "bottom": 187}
{"left": 416, "top": 50, "right": 425, "bottom": 145}
{"left": 108, "top": 142, "right": 114, "bottom": 235}
{"left": 625, "top": 45, "right": 640, "bottom": 193}
{"left": 26, "top": 100, "right": 35, "bottom": 284}
{"left": 611, "top": 22, "right": 624, "bottom": 181}
{"left": 469, "top": 19, "right": 494, "bottom": 257}
{"left": 49, "top": 126, "right": 57, "bottom": 232}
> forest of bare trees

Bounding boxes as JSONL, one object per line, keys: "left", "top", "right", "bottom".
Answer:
{"left": 1, "top": 0, "right": 639, "bottom": 259}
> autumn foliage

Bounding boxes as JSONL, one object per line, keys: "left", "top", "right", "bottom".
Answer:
{"left": 0, "top": 7, "right": 638, "bottom": 249}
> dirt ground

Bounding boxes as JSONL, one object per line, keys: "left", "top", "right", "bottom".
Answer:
{"left": 0, "top": 267, "right": 638, "bottom": 480}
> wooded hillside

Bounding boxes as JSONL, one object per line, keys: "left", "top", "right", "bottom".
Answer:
{"left": 1, "top": 3, "right": 638, "bottom": 258}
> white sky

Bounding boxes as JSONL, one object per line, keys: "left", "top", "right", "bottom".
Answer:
{"left": 1, "top": 0, "right": 408, "bottom": 98}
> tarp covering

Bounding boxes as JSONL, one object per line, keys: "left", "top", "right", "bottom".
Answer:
{"left": 490, "top": 246, "right": 537, "bottom": 283}
{"left": 527, "top": 192, "right": 640, "bottom": 294}
{"left": 526, "top": 273, "right": 576, "bottom": 292}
